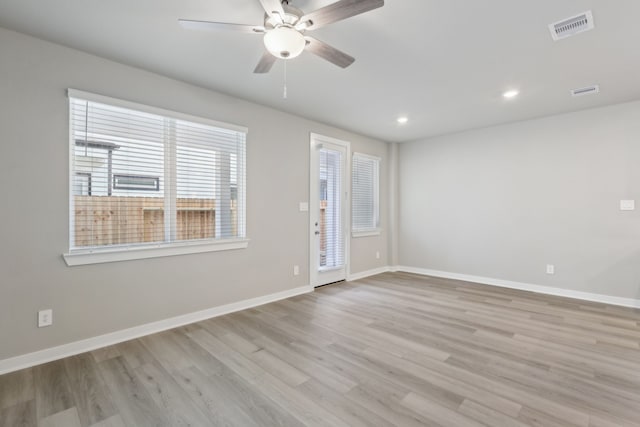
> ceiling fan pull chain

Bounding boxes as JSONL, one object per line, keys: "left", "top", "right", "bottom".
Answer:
{"left": 283, "top": 60, "right": 288, "bottom": 99}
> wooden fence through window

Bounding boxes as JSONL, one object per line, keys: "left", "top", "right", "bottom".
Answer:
{"left": 73, "top": 196, "right": 237, "bottom": 247}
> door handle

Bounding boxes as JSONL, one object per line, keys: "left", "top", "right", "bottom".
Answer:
{"left": 315, "top": 231, "right": 320, "bottom": 235}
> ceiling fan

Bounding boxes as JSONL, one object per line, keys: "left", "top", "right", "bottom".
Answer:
{"left": 179, "top": 0, "right": 384, "bottom": 73}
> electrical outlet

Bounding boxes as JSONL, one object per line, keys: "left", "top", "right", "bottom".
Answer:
{"left": 376, "top": 251, "right": 380, "bottom": 259}
{"left": 293, "top": 265, "right": 300, "bottom": 276}
{"left": 38, "top": 309, "right": 53, "bottom": 328}
{"left": 546, "top": 264, "right": 555, "bottom": 275}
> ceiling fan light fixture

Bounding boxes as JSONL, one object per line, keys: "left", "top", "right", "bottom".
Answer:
{"left": 264, "top": 25, "right": 306, "bottom": 59}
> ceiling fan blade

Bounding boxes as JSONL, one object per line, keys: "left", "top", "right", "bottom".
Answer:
{"left": 305, "top": 37, "right": 355, "bottom": 68}
{"left": 179, "top": 19, "right": 265, "bottom": 34}
{"left": 298, "top": 0, "right": 384, "bottom": 30}
{"left": 254, "top": 51, "right": 277, "bottom": 73}
{"left": 257, "top": 0, "right": 286, "bottom": 20}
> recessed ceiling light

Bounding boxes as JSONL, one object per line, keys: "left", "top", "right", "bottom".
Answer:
{"left": 397, "top": 116, "right": 409, "bottom": 124}
{"left": 503, "top": 90, "right": 520, "bottom": 99}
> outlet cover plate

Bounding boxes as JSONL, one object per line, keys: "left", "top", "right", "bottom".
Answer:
{"left": 38, "top": 309, "right": 53, "bottom": 328}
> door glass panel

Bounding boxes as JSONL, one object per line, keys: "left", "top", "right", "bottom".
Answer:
{"left": 319, "top": 148, "right": 343, "bottom": 270}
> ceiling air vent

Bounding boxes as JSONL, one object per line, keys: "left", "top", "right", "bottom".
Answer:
{"left": 549, "top": 11, "right": 594, "bottom": 41}
{"left": 571, "top": 85, "right": 600, "bottom": 97}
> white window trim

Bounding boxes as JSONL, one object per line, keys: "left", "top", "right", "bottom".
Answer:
{"left": 66, "top": 89, "right": 249, "bottom": 266}
{"left": 351, "top": 152, "right": 381, "bottom": 235}
{"left": 63, "top": 239, "right": 250, "bottom": 266}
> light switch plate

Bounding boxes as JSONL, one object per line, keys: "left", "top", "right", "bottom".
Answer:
{"left": 620, "top": 200, "right": 635, "bottom": 211}
{"left": 299, "top": 202, "right": 309, "bottom": 212}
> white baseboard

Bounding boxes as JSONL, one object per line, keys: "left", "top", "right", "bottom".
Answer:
{"left": 348, "top": 266, "right": 391, "bottom": 282}
{"left": 0, "top": 285, "right": 313, "bottom": 376}
{"left": 395, "top": 265, "right": 640, "bottom": 309}
{"left": 4, "top": 266, "right": 637, "bottom": 376}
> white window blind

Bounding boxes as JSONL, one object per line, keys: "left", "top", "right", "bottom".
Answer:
{"left": 68, "top": 90, "right": 246, "bottom": 254}
{"left": 352, "top": 153, "right": 380, "bottom": 233}
{"left": 319, "top": 148, "right": 344, "bottom": 269}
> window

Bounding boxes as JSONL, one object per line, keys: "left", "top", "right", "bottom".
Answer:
{"left": 352, "top": 153, "right": 380, "bottom": 236}
{"left": 65, "top": 89, "right": 247, "bottom": 266}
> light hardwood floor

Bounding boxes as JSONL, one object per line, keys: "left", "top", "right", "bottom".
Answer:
{"left": 1, "top": 272, "right": 640, "bottom": 426}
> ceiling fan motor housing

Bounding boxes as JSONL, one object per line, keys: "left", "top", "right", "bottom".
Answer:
{"left": 264, "top": 2, "right": 303, "bottom": 28}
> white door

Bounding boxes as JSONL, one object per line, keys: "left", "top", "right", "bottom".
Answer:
{"left": 310, "top": 134, "right": 349, "bottom": 287}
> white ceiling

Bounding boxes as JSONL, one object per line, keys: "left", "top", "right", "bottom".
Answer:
{"left": 1, "top": 0, "right": 639, "bottom": 142}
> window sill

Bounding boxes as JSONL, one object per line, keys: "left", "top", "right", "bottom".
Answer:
{"left": 63, "top": 239, "right": 250, "bottom": 266}
{"left": 352, "top": 229, "right": 382, "bottom": 238}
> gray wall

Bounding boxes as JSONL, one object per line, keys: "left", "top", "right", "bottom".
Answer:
{"left": 0, "top": 27, "right": 389, "bottom": 360}
{"left": 399, "top": 100, "right": 640, "bottom": 300}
